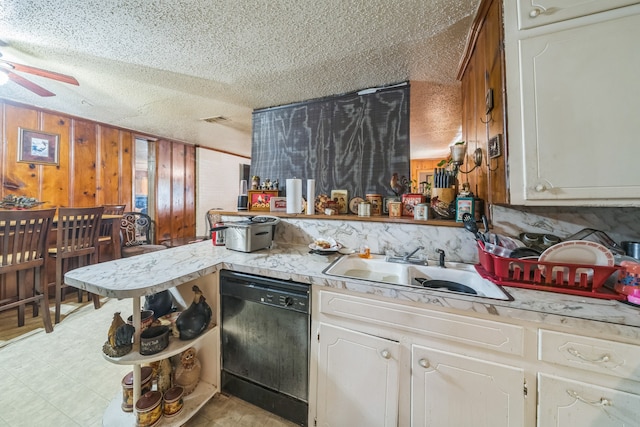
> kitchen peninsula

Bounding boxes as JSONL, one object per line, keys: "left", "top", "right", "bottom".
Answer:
{"left": 66, "top": 226, "right": 640, "bottom": 426}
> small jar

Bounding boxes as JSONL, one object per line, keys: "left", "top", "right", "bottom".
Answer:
{"left": 388, "top": 201, "right": 402, "bottom": 218}
{"left": 365, "top": 194, "right": 383, "bottom": 216}
{"left": 414, "top": 203, "right": 429, "bottom": 221}
{"left": 358, "top": 201, "right": 371, "bottom": 217}
{"left": 121, "top": 366, "right": 153, "bottom": 412}
{"left": 163, "top": 386, "right": 185, "bottom": 418}
{"left": 135, "top": 391, "right": 163, "bottom": 427}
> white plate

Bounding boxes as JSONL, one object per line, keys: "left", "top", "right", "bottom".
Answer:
{"left": 539, "top": 240, "right": 614, "bottom": 266}
{"left": 309, "top": 237, "right": 341, "bottom": 252}
{"left": 539, "top": 240, "right": 614, "bottom": 283}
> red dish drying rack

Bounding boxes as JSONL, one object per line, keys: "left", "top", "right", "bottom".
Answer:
{"left": 475, "top": 242, "right": 625, "bottom": 300}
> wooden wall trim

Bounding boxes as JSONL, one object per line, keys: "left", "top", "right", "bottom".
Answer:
{"left": 456, "top": 0, "right": 496, "bottom": 81}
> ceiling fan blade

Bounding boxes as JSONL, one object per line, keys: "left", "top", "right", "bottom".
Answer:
{"left": 1, "top": 60, "right": 79, "bottom": 85}
{"left": 5, "top": 70, "right": 55, "bottom": 97}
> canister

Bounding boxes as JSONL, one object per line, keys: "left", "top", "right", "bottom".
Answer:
{"left": 414, "top": 203, "right": 429, "bottom": 221}
{"left": 358, "top": 201, "right": 371, "bottom": 217}
{"left": 121, "top": 366, "right": 153, "bottom": 412}
{"left": 365, "top": 194, "right": 383, "bottom": 216}
{"left": 134, "top": 390, "right": 163, "bottom": 427}
{"left": 388, "top": 201, "right": 402, "bottom": 218}
{"left": 163, "top": 386, "right": 185, "bottom": 418}
{"left": 212, "top": 222, "right": 225, "bottom": 246}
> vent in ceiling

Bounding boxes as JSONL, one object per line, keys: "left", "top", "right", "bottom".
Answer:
{"left": 201, "top": 115, "right": 229, "bottom": 124}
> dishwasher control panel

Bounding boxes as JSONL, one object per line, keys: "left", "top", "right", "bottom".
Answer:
{"left": 262, "top": 291, "right": 308, "bottom": 312}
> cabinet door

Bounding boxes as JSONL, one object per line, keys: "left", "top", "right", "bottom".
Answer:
{"left": 538, "top": 373, "right": 640, "bottom": 426}
{"left": 315, "top": 323, "right": 400, "bottom": 427}
{"left": 516, "top": 11, "right": 640, "bottom": 203}
{"left": 517, "top": 0, "right": 639, "bottom": 29}
{"left": 412, "top": 344, "right": 526, "bottom": 427}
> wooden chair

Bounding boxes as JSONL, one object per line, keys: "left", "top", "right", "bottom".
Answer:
{"left": 0, "top": 208, "right": 56, "bottom": 333}
{"left": 120, "top": 212, "right": 167, "bottom": 257}
{"left": 98, "top": 204, "right": 126, "bottom": 262}
{"left": 49, "top": 206, "right": 104, "bottom": 324}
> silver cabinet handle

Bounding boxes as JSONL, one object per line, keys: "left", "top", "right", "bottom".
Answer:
{"left": 535, "top": 183, "right": 546, "bottom": 192}
{"left": 567, "top": 389, "right": 612, "bottom": 407}
{"left": 380, "top": 349, "right": 391, "bottom": 359}
{"left": 418, "top": 358, "right": 429, "bottom": 368}
{"left": 567, "top": 347, "right": 611, "bottom": 363}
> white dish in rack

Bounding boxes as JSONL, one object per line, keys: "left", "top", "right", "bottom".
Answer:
{"left": 539, "top": 240, "right": 614, "bottom": 283}
{"left": 539, "top": 240, "right": 614, "bottom": 266}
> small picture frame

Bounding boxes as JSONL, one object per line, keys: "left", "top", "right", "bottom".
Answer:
{"left": 18, "top": 128, "right": 60, "bottom": 165}
{"left": 488, "top": 134, "right": 502, "bottom": 159}
{"left": 455, "top": 197, "right": 475, "bottom": 222}
{"left": 248, "top": 190, "right": 279, "bottom": 211}
{"left": 330, "top": 189, "right": 348, "bottom": 214}
{"left": 269, "top": 196, "right": 287, "bottom": 212}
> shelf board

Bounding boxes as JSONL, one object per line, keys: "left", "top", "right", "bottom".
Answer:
{"left": 103, "top": 325, "right": 217, "bottom": 365}
{"left": 103, "top": 381, "right": 217, "bottom": 427}
{"left": 214, "top": 210, "right": 462, "bottom": 227}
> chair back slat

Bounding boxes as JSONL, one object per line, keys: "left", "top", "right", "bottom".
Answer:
{"left": 99, "top": 204, "right": 126, "bottom": 238}
{"left": 56, "top": 207, "right": 104, "bottom": 258}
{"left": 0, "top": 209, "right": 56, "bottom": 272}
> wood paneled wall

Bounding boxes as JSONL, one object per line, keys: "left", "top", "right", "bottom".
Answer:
{"left": 458, "top": 0, "right": 508, "bottom": 211}
{"left": 0, "top": 100, "right": 196, "bottom": 243}
{"left": 155, "top": 139, "right": 197, "bottom": 242}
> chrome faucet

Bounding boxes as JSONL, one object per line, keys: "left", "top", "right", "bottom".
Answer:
{"left": 386, "top": 246, "right": 427, "bottom": 265}
{"left": 403, "top": 246, "right": 424, "bottom": 261}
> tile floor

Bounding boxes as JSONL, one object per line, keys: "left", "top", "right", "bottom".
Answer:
{"left": 0, "top": 298, "right": 298, "bottom": 427}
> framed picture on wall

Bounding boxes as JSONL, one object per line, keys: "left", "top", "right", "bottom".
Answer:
{"left": 17, "top": 128, "right": 60, "bottom": 165}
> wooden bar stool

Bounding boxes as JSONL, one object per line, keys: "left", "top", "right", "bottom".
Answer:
{"left": 0, "top": 208, "right": 56, "bottom": 333}
{"left": 98, "top": 204, "right": 126, "bottom": 262}
{"left": 49, "top": 206, "right": 104, "bottom": 324}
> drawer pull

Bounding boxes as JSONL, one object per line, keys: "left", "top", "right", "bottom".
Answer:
{"left": 529, "top": 8, "right": 542, "bottom": 18}
{"left": 567, "top": 389, "right": 612, "bottom": 407}
{"left": 380, "top": 349, "right": 391, "bottom": 359}
{"left": 418, "top": 358, "right": 430, "bottom": 368}
{"left": 567, "top": 347, "right": 611, "bottom": 363}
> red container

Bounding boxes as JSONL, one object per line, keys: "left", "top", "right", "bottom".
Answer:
{"left": 212, "top": 222, "right": 225, "bottom": 246}
{"left": 475, "top": 242, "right": 624, "bottom": 300}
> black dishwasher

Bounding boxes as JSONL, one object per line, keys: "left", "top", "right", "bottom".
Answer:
{"left": 220, "top": 270, "right": 310, "bottom": 426}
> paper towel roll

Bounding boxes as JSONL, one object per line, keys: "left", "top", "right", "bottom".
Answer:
{"left": 306, "top": 179, "right": 315, "bottom": 215}
{"left": 286, "top": 179, "right": 302, "bottom": 214}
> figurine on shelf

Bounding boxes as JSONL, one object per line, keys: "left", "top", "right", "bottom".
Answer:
{"left": 273, "top": 179, "right": 279, "bottom": 190}
{"left": 251, "top": 176, "right": 260, "bottom": 190}
{"left": 147, "top": 357, "right": 173, "bottom": 394}
{"left": 173, "top": 347, "right": 201, "bottom": 395}
{"left": 174, "top": 285, "right": 212, "bottom": 340}
{"left": 102, "top": 312, "right": 135, "bottom": 357}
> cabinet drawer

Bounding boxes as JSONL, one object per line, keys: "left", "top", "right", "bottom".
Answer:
{"left": 539, "top": 329, "right": 640, "bottom": 381}
{"left": 518, "top": 0, "right": 638, "bottom": 29}
{"left": 538, "top": 373, "right": 640, "bottom": 426}
{"left": 318, "top": 290, "right": 524, "bottom": 356}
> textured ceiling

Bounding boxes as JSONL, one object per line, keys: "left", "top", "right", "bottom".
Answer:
{"left": 0, "top": 0, "right": 478, "bottom": 159}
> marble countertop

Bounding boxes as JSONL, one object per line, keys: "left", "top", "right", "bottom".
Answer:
{"left": 64, "top": 240, "right": 640, "bottom": 341}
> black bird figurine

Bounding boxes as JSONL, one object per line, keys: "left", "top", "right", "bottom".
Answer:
{"left": 175, "top": 285, "right": 212, "bottom": 340}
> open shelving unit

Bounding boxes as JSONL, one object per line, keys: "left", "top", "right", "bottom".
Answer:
{"left": 100, "top": 275, "right": 220, "bottom": 427}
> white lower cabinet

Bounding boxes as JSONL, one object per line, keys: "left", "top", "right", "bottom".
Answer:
{"left": 315, "top": 323, "right": 400, "bottom": 427}
{"left": 538, "top": 373, "right": 640, "bottom": 426}
{"left": 411, "top": 344, "right": 526, "bottom": 427}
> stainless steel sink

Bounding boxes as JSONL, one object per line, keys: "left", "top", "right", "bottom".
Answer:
{"left": 323, "top": 254, "right": 511, "bottom": 300}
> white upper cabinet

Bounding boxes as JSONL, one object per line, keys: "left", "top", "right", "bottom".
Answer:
{"left": 517, "top": 0, "right": 639, "bottom": 29}
{"left": 504, "top": 2, "right": 640, "bottom": 205}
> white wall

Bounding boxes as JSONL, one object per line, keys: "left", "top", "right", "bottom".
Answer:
{"left": 196, "top": 147, "right": 249, "bottom": 237}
